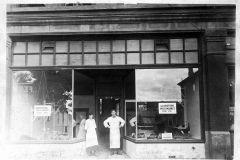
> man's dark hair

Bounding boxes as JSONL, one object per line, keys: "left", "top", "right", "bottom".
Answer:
{"left": 89, "top": 112, "right": 93, "bottom": 115}
{"left": 111, "top": 109, "right": 116, "bottom": 112}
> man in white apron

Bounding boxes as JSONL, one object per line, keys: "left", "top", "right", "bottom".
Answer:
{"left": 103, "top": 109, "right": 125, "bottom": 155}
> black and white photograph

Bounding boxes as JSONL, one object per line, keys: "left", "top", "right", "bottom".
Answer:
{"left": 0, "top": 0, "right": 239, "bottom": 159}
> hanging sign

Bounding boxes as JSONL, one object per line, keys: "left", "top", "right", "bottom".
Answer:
{"left": 34, "top": 105, "right": 51, "bottom": 116}
{"left": 158, "top": 103, "right": 176, "bottom": 114}
{"left": 162, "top": 133, "right": 173, "bottom": 139}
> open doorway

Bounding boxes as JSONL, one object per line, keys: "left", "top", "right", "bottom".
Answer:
{"left": 98, "top": 98, "right": 121, "bottom": 149}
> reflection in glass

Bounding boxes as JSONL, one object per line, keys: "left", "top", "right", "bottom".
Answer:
{"left": 136, "top": 68, "right": 201, "bottom": 140}
{"left": 11, "top": 70, "right": 73, "bottom": 140}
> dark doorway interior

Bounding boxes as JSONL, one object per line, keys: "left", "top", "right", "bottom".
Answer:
{"left": 98, "top": 98, "right": 121, "bottom": 149}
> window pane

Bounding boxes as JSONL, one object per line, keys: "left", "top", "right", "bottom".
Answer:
{"left": 11, "top": 70, "right": 73, "bottom": 141}
{"left": 226, "top": 37, "right": 235, "bottom": 49}
{"left": 141, "top": 40, "right": 154, "bottom": 51}
{"left": 113, "top": 53, "right": 125, "bottom": 65}
{"left": 13, "top": 42, "right": 26, "bottom": 53}
{"left": 112, "top": 40, "right": 125, "bottom": 52}
{"left": 185, "top": 52, "right": 198, "bottom": 63}
{"left": 170, "top": 39, "right": 183, "bottom": 50}
{"left": 28, "top": 42, "right": 40, "bottom": 53}
{"left": 127, "top": 40, "right": 139, "bottom": 51}
{"left": 136, "top": 69, "right": 201, "bottom": 140}
{"left": 84, "top": 41, "right": 96, "bottom": 52}
{"left": 84, "top": 54, "right": 96, "bottom": 65}
{"left": 13, "top": 55, "right": 25, "bottom": 66}
{"left": 155, "top": 39, "right": 169, "bottom": 51}
{"left": 226, "top": 50, "right": 235, "bottom": 63}
{"left": 125, "top": 102, "right": 136, "bottom": 139}
{"left": 27, "top": 55, "right": 39, "bottom": 66}
{"left": 156, "top": 52, "right": 169, "bottom": 64}
{"left": 185, "top": 38, "right": 198, "bottom": 50}
{"left": 127, "top": 53, "right": 140, "bottom": 64}
{"left": 142, "top": 53, "right": 154, "bottom": 64}
{"left": 56, "top": 54, "right": 68, "bottom": 65}
{"left": 99, "top": 53, "right": 111, "bottom": 65}
{"left": 171, "top": 52, "right": 183, "bottom": 63}
{"left": 70, "top": 41, "right": 82, "bottom": 53}
{"left": 56, "top": 41, "right": 68, "bottom": 53}
{"left": 98, "top": 41, "right": 111, "bottom": 52}
{"left": 42, "top": 54, "right": 53, "bottom": 66}
{"left": 42, "top": 41, "right": 54, "bottom": 53}
{"left": 70, "top": 54, "right": 82, "bottom": 65}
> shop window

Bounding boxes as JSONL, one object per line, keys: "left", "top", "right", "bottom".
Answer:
{"left": 42, "top": 41, "right": 54, "bottom": 53}
{"left": 141, "top": 40, "right": 154, "bottom": 51}
{"left": 56, "top": 41, "right": 68, "bottom": 53}
{"left": 70, "top": 41, "right": 82, "bottom": 53}
{"left": 226, "top": 37, "right": 235, "bottom": 63}
{"left": 125, "top": 68, "right": 201, "bottom": 141}
{"left": 84, "top": 41, "right": 96, "bottom": 52}
{"left": 11, "top": 70, "right": 73, "bottom": 141}
{"left": 13, "top": 42, "right": 26, "bottom": 53}
{"left": 28, "top": 42, "right": 40, "bottom": 53}
{"left": 228, "top": 67, "right": 235, "bottom": 130}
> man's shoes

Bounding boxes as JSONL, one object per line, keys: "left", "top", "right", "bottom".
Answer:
{"left": 116, "top": 151, "right": 122, "bottom": 155}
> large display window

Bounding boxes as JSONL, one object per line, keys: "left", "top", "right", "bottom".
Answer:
{"left": 125, "top": 68, "right": 201, "bottom": 141}
{"left": 10, "top": 70, "right": 73, "bottom": 141}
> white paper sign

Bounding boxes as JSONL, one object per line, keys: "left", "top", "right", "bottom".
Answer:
{"left": 162, "top": 133, "right": 173, "bottom": 139}
{"left": 158, "top": 103, "right": 176, "bottom": 114}
{"left": 34, "top": 105, "right": 51, "bottom": 116}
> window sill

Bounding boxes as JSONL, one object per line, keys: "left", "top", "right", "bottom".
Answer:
{"left": 123, "top": 136, "right": 204, "bottom": 143}
{"left": 7, "top": 138, "right": 85, "bottom": 144}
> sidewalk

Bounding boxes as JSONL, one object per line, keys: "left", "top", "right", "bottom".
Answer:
{"left": 0, "top": 143, "right": 130, "bottom": 160}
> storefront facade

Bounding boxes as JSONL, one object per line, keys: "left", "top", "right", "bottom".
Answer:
{"left": 4, "top": 4, "right": 235, "bottom": 159}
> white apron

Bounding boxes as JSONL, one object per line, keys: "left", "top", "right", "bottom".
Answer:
{"left": 85, "top": 119, "right": 98, "bottom": 148}
{"left": 103, "top": 116, "right": 125, "bottom": 148}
